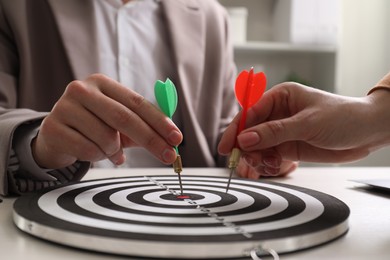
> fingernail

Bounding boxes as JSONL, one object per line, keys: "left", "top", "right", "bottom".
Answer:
{"left": 113, "top": 154, "right": 126, "bottom": 165}
{"left": 162, "top": 148, "right": 176, "bottom": 163}
{"left": 238, "top": 132, "right": 260, "bottom": 148}
{"left": 167, "top": 130, "right": 182, "bottom": 145}
{"left": 109, "top": 152, "right": 126, "bottom": 165}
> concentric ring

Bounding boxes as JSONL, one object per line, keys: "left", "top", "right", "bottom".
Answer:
{"left": 13, "top": 175, "right": 350, "bottom": 259}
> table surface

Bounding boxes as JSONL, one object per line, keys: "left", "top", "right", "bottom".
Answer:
{"left": 1, "top": 167, "right": 389, "bottom": 260}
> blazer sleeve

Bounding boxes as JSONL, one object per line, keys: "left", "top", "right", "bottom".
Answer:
{"left": 0, "top": 3, "right": 89, "bottom": 196}
{"left": 0, "top": 108, "right": 91, "bottom": 196}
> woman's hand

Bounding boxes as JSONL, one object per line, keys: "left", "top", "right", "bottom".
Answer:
{"left": 219, "top": 82, "right": 390, "bottom": 178}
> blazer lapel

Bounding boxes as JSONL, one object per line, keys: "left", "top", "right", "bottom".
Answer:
{"left": 161, "top": 0, "right": 205, "bottom": 111}
{"left": 162, "top": 1, "right": 215, "bottom": 166}
{"left": 47, "top": 0, "right": 99, "bottom": 80}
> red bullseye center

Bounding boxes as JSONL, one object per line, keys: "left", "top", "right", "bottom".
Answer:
{"left": 177, "top": 195, "right": 190, "bottom": 199}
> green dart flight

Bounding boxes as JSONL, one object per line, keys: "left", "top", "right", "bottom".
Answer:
{"left": 154, "top": 78, "right": 184, "bottom": 195}
{"left": 154, "top": 78, "right": 178, "bottom": 119}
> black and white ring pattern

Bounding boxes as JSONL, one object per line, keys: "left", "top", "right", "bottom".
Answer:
{"left": 13, "top": 175, "right": 350, "bottom": 259}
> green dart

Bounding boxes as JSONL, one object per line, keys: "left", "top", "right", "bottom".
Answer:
{"left": 154, "top": 78, "right": 184, "bottom": 196}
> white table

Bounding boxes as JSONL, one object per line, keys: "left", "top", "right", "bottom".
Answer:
{"left": 1, "top": 167, "right": 389, "bottom": 260}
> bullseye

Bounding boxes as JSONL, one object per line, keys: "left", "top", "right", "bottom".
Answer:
{"left": 160, "top": 193, "right": 201, "bottom": 200}
{"left": 177, "top": 195, "right": 190, "bottom": 199}
{"left": 13, "top": 175, "right": 350, "bottom": 259}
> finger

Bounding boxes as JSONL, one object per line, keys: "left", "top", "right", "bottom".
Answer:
{"left": 107, "top": 148, "right": 126, "bottom": 166}
{"left": 236, "top": 161, "right": 261, "bottom": 180}
{"left": 219, "top": 84, "right": 299, "bottom": 155}
{"left": 219, "top": 84, "right": 297, "bottom": 155}
{"left": 119, "top": 132, "right": 138, "bottom": 148}
{"left": 240, "top": 159, "right": 297, "bottom": 179}
{"left": 241, "top": 149, "right": 282, "bottom": 169}
{"left": 245, "top": 83, "right": 313, "bottom": 128}
{"left": 260, "top": 160, "right": 298, "bottom": 177}
{"left": 236, "top": 159, "right": 251, "bottom": 178}
{"left": 279, "top": 161, "right": 298, "bottom": 176}
{"left": 244, "top": 87, "right": 278, "bottom": 127}
{"left": 36, "top": 116, "right": 107, "bottom": 168}
{"left": 87, "top": 74, "right": 182, "bottom": 146}
{"left": 65, "top": 77, "right": 180, "bottom": 164}
{"left": 240, "top": 148, "right": 297, "bottom": 177}
{"left": 51, "top": 96, "right": 122, "bottom": 159}
{"left": 237, "top": 116, "right": 304, "bottom": 151}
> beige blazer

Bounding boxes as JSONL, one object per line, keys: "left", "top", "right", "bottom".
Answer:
{"left": 0, "top": 0, "right": 238, "bottom": 194}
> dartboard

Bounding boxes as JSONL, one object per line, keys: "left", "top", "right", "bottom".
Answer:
{"left": 13, "top": 175, "right": 349, "bottom": 259}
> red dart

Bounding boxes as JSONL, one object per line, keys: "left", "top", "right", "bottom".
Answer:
{"left": 226, "top": 67, "right": 267, "bottom": 192}
{"left": 235, "top": 67, "right": 267, "bottom": 141}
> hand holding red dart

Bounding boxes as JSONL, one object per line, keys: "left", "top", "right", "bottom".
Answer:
{"left": 226, "top": 67, "right": 267, "bottom": 192}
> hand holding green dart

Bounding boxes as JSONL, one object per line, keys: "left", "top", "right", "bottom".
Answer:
{"left": 154, "top": 78, "right": 184, "bottom": 195}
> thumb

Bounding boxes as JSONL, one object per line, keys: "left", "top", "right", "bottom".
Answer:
{"left": 237, "top": 117, "right": 302, "bottom": 151}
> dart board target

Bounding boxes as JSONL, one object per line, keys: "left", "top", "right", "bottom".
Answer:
{"left": 13, "top": 175, "right": 349, "bottom": 259}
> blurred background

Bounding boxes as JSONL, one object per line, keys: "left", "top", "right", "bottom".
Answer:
{"left": 219, "top": 0, "right": 390, "bottom": 167}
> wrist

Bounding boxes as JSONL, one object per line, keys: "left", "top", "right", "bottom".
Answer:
{"left": 364, "top": 89, "right": 390, "bottom": 149}
{"left": 12, "top": 122, "right": 55, "bottom": 180}
{"left": 368, "top": 71, "right": 390, "bottom": 95}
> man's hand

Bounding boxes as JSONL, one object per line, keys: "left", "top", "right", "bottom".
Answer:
{"left": 32, "top": 74, "right": 182, "bottom": 169}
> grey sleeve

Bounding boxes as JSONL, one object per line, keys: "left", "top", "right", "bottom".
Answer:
{"left": 7, "top": 121, "right": 90, "bottom": 195}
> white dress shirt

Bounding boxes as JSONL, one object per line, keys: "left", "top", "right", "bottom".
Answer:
{"left": 93, "top": 0, "right": 175, "bottom": 168}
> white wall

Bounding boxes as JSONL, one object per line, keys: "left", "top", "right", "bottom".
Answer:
{"left": 337, "top": 0, "right": 390, "bottom": 96}
{"left": 219, "top": 0, "right": 274, "bottom": 41}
